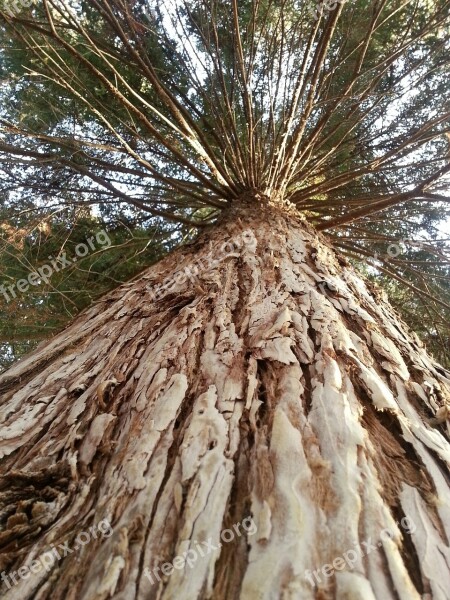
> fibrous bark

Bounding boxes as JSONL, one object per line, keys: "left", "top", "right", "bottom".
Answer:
{"left": 0, "top": 201, "right": 449, "bottom": 599}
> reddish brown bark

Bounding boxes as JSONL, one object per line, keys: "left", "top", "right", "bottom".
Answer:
{"left": 0, "top": 202, "right": 449, "bottom": 599}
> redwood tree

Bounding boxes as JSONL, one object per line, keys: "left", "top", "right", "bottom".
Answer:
{"left": 0, "top": 1, "right": 450, "bottom": 599}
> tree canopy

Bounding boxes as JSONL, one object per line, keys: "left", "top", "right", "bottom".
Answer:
{"left": 0, "top": 0, "right": 449, "bottom": 365}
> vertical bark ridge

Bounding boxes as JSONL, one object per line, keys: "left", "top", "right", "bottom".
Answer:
{"left": 0, "top": 204, "right": 449, "bottom": 599}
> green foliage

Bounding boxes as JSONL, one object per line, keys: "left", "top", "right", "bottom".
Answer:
{"left": 0, "top": 204, "right": 185, "bottom": 371}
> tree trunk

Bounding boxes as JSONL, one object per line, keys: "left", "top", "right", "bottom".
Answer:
{"left": 1, "top": 201, "right": 449, "bottom": 600}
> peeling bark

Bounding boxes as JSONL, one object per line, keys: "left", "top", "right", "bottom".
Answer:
{"left": 0, "top": 202, "right": 449, "bottom": 599}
